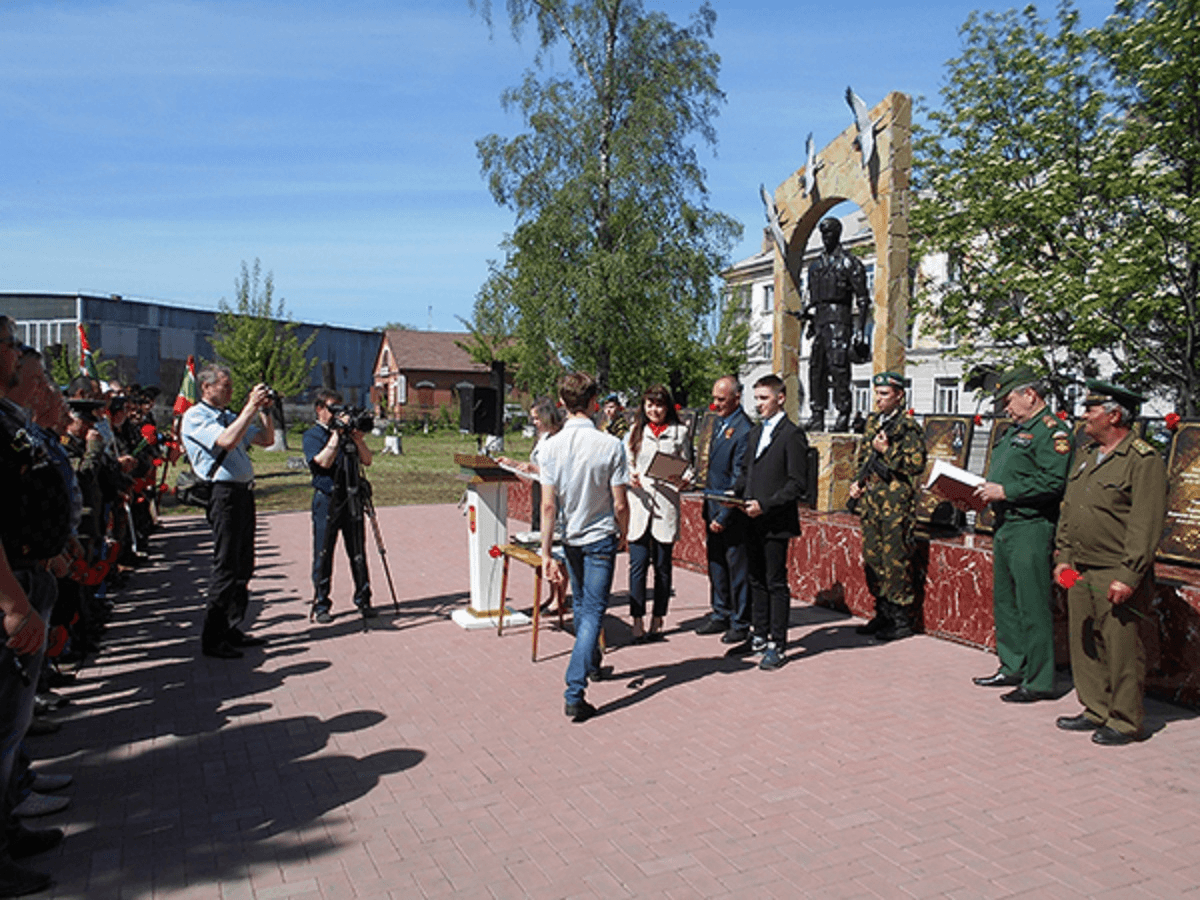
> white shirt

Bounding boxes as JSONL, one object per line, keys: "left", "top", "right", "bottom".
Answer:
{"left": 538, "top": 417, "right": 629, "bottom": 546}
{"left": 756, "top": 411, "right": 785, "bottom": 458}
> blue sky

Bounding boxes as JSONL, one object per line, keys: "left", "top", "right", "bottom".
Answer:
{"left": 0, "top": 0, "right": 1114, "bottom": 333}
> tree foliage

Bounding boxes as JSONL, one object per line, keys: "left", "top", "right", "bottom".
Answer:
{"left": 210, "top": 260, "right": 317, "bottom": 408}
{"left": 469, "top": 0, "right": 743, "bottom": 400}
{"left": 913, "top": 0, "right": 1199, "bottom": 413}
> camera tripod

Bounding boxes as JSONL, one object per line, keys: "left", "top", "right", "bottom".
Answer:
{"left": 312, "top": 428, "right": 400, "bottom": 632}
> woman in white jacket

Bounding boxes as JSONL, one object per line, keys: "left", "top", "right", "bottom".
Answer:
{"left": 624, "top": 384, "right": 691, "bottom": 643}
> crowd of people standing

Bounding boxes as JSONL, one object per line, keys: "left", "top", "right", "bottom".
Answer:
{"left": 533, "top": 366, "right": 1169, "bottom": 746}
{"left": 0, "top": 313, "right": 181, "bottom": 897}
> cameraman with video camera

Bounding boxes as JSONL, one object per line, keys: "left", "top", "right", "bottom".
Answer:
{"left": 181, "top": 365, "right": 275, "bottom": 659}
{"left": 303, "top": 389, "right": 375, "bottom": 624}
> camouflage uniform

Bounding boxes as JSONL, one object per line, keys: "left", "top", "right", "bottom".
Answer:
{"left": 856, "top": 410, "right": 927, "bottom": 608}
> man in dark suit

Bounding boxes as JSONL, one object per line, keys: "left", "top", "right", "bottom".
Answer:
{"left": 696, "top": 376, "right": 753, "bottom": 643}
{"left": 735, "top": 374, "right": 809, "bottom": 670}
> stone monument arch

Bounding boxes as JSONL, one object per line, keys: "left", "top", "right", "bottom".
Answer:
{"left": 767, "top": 91, "right": 912, "bottom": 421}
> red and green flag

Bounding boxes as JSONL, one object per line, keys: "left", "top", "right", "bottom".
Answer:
{"left": 77, "top": 323, "right": 100, "bottom": 380}
{"left": 173, "top": 355, "right": 197, "bottom": 416}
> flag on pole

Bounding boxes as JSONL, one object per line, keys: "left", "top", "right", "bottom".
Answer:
{"left": 78, "top": 323, "right": 100, "bottom": 380}
{"left": 173, "top": 355, "right": 197, "bottom": 416}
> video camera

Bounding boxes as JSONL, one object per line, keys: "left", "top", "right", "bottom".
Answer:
{"left": 262, "top": 386, "right": 283, "bottom": 406}
{"left": 327, "top": 404, "right": 374, "bottom": 434}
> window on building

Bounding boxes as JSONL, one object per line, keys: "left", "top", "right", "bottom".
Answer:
{"left": 864, "top": 263, "right": 875, "bottom": 295}
{"left": 759, "top": 331, "right": 773, "bottom": 363}
{"left": 762, "top": 284, "right": 774, "bottom": 314}
{"left": 934, "top": 378, "right": 960, "bottom": 414}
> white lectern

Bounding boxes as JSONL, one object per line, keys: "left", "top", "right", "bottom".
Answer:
{"left": 451, "top": 453, "right": 531, "bottom": 630}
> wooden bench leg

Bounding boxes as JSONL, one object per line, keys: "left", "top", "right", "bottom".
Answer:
{"left": 497, "top": 554, "right": 511, "bottom": 636}
{"left": 531, "top": 566, "right": 542, "bottom": 662}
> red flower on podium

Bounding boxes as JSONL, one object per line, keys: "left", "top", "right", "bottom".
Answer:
{"left": 488, "top": 545, "right": 503, "bottom": 559}
{"left": 973, "top": 414, "right": 983, "bottom": 426}
{"left": 1057, "top": 409, "right": 1068, "bottom": 420}
{"left": 1057, "top": 568, "right": 1081, "bottom": 589}
{"left": 1166, "top": 412, "right": 1181, "bottom": 431}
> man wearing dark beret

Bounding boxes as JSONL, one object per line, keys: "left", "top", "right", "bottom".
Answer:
{"left": 972, "top": 366, "right": 1071, "bottom": 703}
{"left": 847, "top": 371, "right": 926, "bottom": 640}
{"left": 1053, "top": 379, "right": 1167, "bottom": 745}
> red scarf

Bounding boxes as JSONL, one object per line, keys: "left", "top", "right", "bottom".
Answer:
{"left": 647, "top": 422, "right": 669, "bottom": 438}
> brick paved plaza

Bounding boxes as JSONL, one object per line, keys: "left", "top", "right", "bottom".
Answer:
{"left": 24, "top": 505, "right": 1200, "bottom": 899}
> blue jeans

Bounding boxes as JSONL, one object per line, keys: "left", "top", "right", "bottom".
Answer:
{"left": 561, "top": 533, "right": 618, "bottom": 705}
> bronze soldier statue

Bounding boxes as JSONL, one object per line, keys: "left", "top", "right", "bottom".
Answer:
{"left": 802, "top": 217, "right": 870, "bottom": 433}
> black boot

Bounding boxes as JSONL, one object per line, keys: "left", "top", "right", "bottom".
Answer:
{"left": 876, "top": 600, "right": 914, "bottom": 642}
{"left": 832, "top": 409, "right": 851, "bottom": 432}
{"left": 805, "top": 409, "right": 826, "bottom": 432}
{"left": 855, "top": 598, "right": 887, "bottom": 635}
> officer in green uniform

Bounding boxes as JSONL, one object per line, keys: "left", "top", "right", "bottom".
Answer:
{"left": 1053, "top": 379, "right": 1167, "bottom": 745}
{"left": 972, "top": 366, "right": 1071, "bottom": 702}
{"left": 848, "top": 372, "right": 927, "bottom": 641}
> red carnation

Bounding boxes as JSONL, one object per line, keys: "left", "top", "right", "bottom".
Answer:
{"left": 1056, "top": 409, "right": 1068, "bottom": 420}
{"left": 973, "top": 414, "right": 983, "bottom": 426}
{"left": 141, "top": 423, "right": 159, "bottom": 443}
{"left": 907, "top": 408, "right": 916, "bottom": 417}
{"left": 1057, "top": 568, "right": 1081, "bottom": 589}
{"left": 675, "top": 403, "right": 682, "bottom": 411}
{"left": 1166, "top": 412, "right": 1181, "bottom": 431}
{"left": 488, "top": 545, "right": 503, "bottom": 559}
{"left": 709, "top": 403, "right": 717, "bottom": 411}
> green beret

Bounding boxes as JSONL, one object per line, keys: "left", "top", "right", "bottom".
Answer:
{"left": 1083, "top": 378, "right": 1144, "bottom": 412}
{"left": 993, "top": 364, "right": 1040, "bottom": 399}
{"left": 872, "top": 371, "right": 905, "bottom": 389}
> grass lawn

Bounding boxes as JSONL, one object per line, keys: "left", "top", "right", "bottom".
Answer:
{"left": 161, "top": 429, "right": 536, "bottom": 515}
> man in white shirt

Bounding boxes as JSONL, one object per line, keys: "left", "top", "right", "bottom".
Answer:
{"left": 539, "top": 373, "right": 629, "bottom": 722}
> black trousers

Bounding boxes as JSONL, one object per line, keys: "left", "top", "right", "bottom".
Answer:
{"left": 203, "top": 482, "right": 256, "bottom": 645}
{"left": 746, "top": 523, "right": 791, "bottom": 646}
{"left": 310, "top": 489, "right": 371, "bottom": 611}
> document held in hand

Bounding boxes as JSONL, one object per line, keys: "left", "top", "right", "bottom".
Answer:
{"left": 645, "top": 451, "right": 690, "bottom": 483}
{"left": 924, "top": 459, "right": 987, "bottom": 511}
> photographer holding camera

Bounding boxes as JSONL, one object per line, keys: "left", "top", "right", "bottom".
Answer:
{"left": 303, "top": 389, "right": 375, "bottom": 624}
{"left": 181, "top": 365, "right": 275, "bottom": 659}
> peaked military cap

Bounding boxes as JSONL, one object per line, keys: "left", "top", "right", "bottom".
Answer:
{"left": 872, "top": 371, "right": 905, "bottom": 389}
{"left": 993, "top": 364, "right": 1041, "bottom": 400}
{"left": 67, "top": 398, "right": 105, "bottom": 423}
{"left": 1082, "top": 378, "right": 1145, "bottom": 412}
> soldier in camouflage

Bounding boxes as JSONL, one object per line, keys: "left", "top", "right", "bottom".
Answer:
{"left": 848, "top": 372, "right": 927, "bottom": 641}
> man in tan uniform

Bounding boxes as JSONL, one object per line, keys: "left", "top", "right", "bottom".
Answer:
{"left": 1053, "top": 379, "right": 1167, "bottom": 745}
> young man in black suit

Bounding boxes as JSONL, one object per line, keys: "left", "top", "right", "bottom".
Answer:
{"left": 735, "top": 374, "right": 808, "bottom": 670}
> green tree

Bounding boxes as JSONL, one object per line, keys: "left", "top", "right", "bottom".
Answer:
{"left": 912, "top": 2, "right": 1111, "bottom": 408}
{"left": 914, "top": 0, "right": 1200, "bottom": 414}
{"left": 469, "top": 0, "right": 741, "bottom": 400}
{"left": 1089, "top": 0, "right": 1200, "bottom": 414}
{"left": 210, "top": 260, "right": 317, "bottom": 408}
{"left": 47, "top": 342, "right": 116, "bottom": 387}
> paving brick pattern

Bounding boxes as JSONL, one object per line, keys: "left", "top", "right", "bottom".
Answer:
{"left": 26, "top": 506, "right": 1200, "bottom": 899}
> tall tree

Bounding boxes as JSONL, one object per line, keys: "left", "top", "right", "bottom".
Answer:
{"left": 469, "top": 0, "right": 742, "bottom": 399}
{"left": 914, "top": 0, "right": 1200, "bottom": 414}
{"left": 1090, "top": 0, "right": 1200, "bottom": 414}
{"left": 210, "top": 260, "right": 317, "bottom": 408}
{"left": 912, "top": 2, "right": 1111, "bottom": 408}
